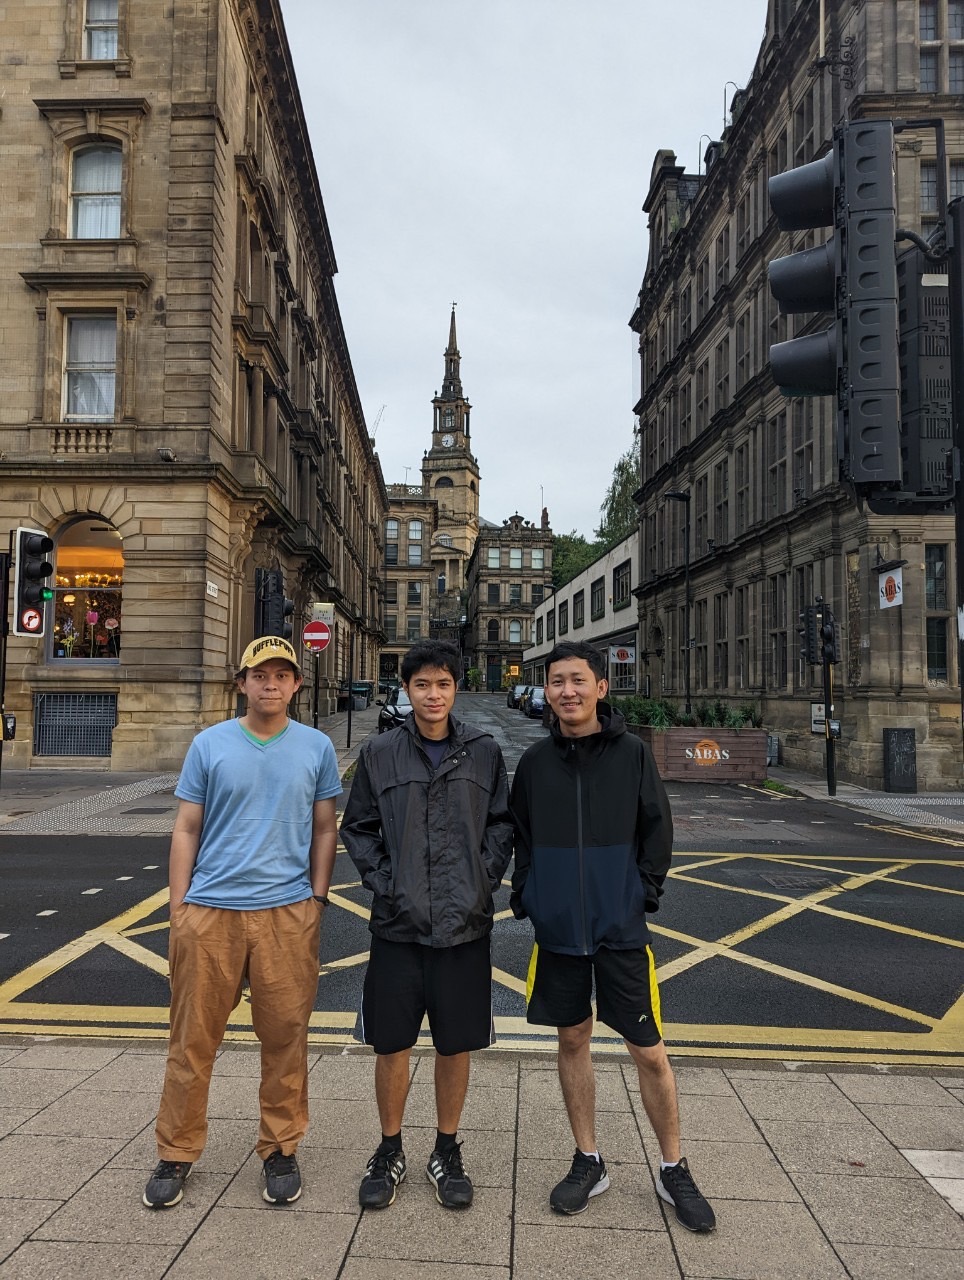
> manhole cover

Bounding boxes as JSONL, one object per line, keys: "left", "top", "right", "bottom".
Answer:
{"left": 122, "top": 806, "right": 171, "bottom": 815}
{"left": 760, "top": 873, "right": 837, "bottom": 890}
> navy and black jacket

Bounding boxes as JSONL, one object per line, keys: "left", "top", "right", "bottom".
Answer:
{"left": 509, "top": 704, "right": 672, "bottom": 955}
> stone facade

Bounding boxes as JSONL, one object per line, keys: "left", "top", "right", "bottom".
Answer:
{"left": 0, "top": 0, "right": 387, "bottom": 769}
{"left": 631, "top": 0, "right": 964, "bottom": 788}
{"left": 465, "top": 512, "right": 554, "bottom": 691}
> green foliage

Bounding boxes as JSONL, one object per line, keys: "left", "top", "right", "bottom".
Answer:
{"left": 465, "top": 667, "right": 483, "bottom": 692}
{"left": 595, "top": 443, "right": 642, "bottom": 549}
{"left": 551, "top": 530, "right": 602, "bottom": 589}
{"left": 609, "top": 694, "right": 761, "bottom": 730}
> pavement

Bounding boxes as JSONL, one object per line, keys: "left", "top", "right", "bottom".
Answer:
{"left": 0, "top": 705, "right": 963, "bottom": 1276}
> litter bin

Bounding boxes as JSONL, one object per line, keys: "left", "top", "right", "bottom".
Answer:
{"left": 883, "top": 727, "right": 917, "bottom": 793}
{"left": 351, "top": 695, "right": 367, "bottom": 711}
{"left": 766, "top": 734, "right": 780, "bottom": 766}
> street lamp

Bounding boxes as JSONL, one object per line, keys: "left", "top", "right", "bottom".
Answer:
{"left": 664, "top": 489, "right": 692, "bottom": 716}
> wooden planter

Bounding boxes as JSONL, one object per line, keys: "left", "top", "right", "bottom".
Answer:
{"left": 627, "top": 725, "right": 768, "bottom": 783}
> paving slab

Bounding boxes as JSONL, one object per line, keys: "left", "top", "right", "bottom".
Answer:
{"left": 74, "top": 1051, "right": 169, "bottom": 1094}
{"left": 828, "top": 1071, "right": 962, "bottom": 1107}
{"left": 31, "top": 1167, "right": 230, "bottom": 1246}
{"left": 301, "top": 1097, "right": 385, "bottom": 1149}
{"left": 219, "top": 1146, "right": 372, "bottom": 1215}
{"left": 6, "top": 1045, "right": 124, "bottom": 1072}
{"left": 518, "top": 1099, "right": 647, "bottom": 1161}
{"left": 757, "top": 1118, "right": 916, "bottom": 1177}
{"left": 927, "top": 1176, "right": 964, "bottom": 1214}
{"left": 512, "top": 1221, "right": 680, "bottom": 1280}
{"left": 109, "top": 1116, "right": 255, "bottom": 1175}
{"left": 792, "top": 1170, "right": 964, "bottom": 1248}
{"left": 14, "top": 1086, "right": 159, "bottom": 1139}
{"left": 670, "top": 1064, "right": 737, "bottom": 1096}
{"left": 0, "top": 1134, "right": 124, "bottom": 1199}
{"left": 0, "top": 1109, "right": 34, "bottom": 1140}
{"left": 350, "top": 1179, "right": 512, "bottom": 1266}
{"left": 667, "top": 1198, "right": 849, "bottom": 1279}
{"left": 211, "top": 1047, "right": 321, "bottom": 1078}
{"left": 641, "top": 1133, "right": 801, "bottom": 1202}
{"left": 0, "top": 1068, "right": 99, "bottom": 1111}
{"left": 402, "top": 1080, "right": 517, "bottom": 1130}
{"left": 340, "top": 1261, "right": 509, "bottom": 1280}
{"left": 203, "top": 1072, "right": 262, "bottom": 1120}
{"left": 834, "top": 1242, "right": 964, "bottom": 1279}
{"left": 854, "top": 1100, "right": 964, "bottom": 1148}
{"left": 0, "top": 1200, "right": 61, "bottom": 1266}
{"left": 729, "top": 1077, "right": 866, "bottom": 1124}
{"left": 899, "top": 1148, "right": 964, "bottom": 1178}
{"left": 655, "top": 1092, "right": 762, "bottom": 1145}
{"left": 0, "top": 1240, "right": 178, "bottom": 1278}
{"left": 164, "top": 1205, "right": 356, "bottom": 1279}
{"left": 307, "top": 1052, "right": 379, "bottom": 1099}
{"left": 519, "top": 1064, "right": 630, "bottom": 1112}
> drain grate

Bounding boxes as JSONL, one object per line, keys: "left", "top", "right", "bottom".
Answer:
{"left": 760, "top": 873, "right": 838, "bottom": 891}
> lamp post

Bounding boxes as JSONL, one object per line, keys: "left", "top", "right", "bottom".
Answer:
{"left": 665, "top": 489, "right": 692, "bottom": 716}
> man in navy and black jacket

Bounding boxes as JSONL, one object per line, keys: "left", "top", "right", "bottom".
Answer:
{"left": 510, "top": 640, "right": 715, "bottom": 1233}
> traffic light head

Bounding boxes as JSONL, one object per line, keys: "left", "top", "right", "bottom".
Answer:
{"left": 820, "top": 617, "right": 842, "bottom": 664}
{"left": 256, "top": 568, "right": 295, "bottom": 640}
{"left": 13, "top": 527, "right": 54, "bottom": 638}
{"left": 797, "top": 605, "right": 821, "bottom": 665}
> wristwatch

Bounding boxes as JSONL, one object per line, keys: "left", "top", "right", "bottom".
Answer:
{"left": 313, "top": 894, "right": 330, "bottom": 906}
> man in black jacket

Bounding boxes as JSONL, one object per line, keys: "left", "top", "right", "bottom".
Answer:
{"left": 511, "top": 640, "right": 715, "bottom": 1233}
{"left": 342, "top": 640, "right": 513, "bottom": 1212}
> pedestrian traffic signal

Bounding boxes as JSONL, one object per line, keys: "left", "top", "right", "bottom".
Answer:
{"left": 797, "top": 605, "right": 821, "bottom": 665}
{"left": 12, "top": 527, "right": 54, "bottom": 638}
{"left": 768, "top": 120, "right": 902, "bottom": 493}
{"left": 256, "top": 568, "right": 294, "bottom": 640}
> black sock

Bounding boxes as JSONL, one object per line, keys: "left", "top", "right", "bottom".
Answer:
{"left": 381, "top": 1132, "right": 402, "bottom": 1152}
{"left": 435, "top": 1129, "right": 458, "bottom": 1152}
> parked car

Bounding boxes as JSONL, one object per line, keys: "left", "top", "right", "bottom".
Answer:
{"left": 339, "top": 679, "right": 374, "bottom": 709}
{"left": 524, "top": 686, "right": 547, "bottom": 719}
{"left": 517, "top": 685, "right": 535, "bottom": 714}
{"left": 376, "top": 685, "right": 414, "bottom": 733}
{"left": 506, "top": 683, "right": 528, "bottom": 708}
{"left": 378, "top": 677, "right": 399, "bottom": 694}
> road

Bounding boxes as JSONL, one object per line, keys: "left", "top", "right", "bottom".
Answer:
{"left": 0, "top": 695, "right": 961, "bottom": 1066}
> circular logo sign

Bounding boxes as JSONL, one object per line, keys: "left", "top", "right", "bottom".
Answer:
{"left": 19, "top": 608, "right": 42, "bottom": 634}
{"left": 683, "top": 737, "right": 731, "bottom": 766}
{"left": 613, "top": 647, "right": 631, "bottom": 662}
{"left": 883, "top": 575, "right": 898, "bottom": 603}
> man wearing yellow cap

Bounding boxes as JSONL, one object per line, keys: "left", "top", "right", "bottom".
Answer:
{"left": 144, "top": 636, "right": 341, "bottom": 1211}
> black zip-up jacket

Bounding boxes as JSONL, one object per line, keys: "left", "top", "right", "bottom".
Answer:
{"left": 509, "top": 704, "right": 672, "bottom": 955}
{"left": 341, "top": 714, "right": 513, "bottom": 948}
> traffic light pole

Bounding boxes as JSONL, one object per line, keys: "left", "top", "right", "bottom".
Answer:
{"left": 948, "top": 198, "right": 964, "bottom": 766}
{"left": 0, "top": 534, "right": 10, "bottom": 794}
{"left": 823, "top": 654, "right": 836, "bottom": 798}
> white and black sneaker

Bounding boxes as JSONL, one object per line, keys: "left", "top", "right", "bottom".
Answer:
{"left": 359, "top": 1142, "right": 406, "bottom": 1209}
{"left": 427, "top": 1142, "right": 473, "bottom": 1209}
{"left": 657, "top": 1157, "right": 716, "bottom": 1232}
{"left": 550, "top": 1150, "right": 610, "bottom": 1215}
{"left": 262, "top": 1151, "right": 302, "bottom": 1204}
{"left": 142, "top": 1159, "right": 193, "bottom": 1209}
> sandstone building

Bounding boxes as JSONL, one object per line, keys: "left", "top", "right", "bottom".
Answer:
{"left": 631, "top": 0, "right": 963, "bottom": 787}
{"left": 0, "top": 0, "right": 387, "bottom": 768}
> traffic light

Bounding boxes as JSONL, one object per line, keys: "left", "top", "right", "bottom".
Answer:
{"left": 768, "top": 120, "right": 901, "bottom": 492}
{"left": 256, "top": 568, "right": 294, "bottom": 640}
{"left": 797, "top": 605, "right": 820, "bottom": 665}
{"left": 820, "top": 616, "right": 841, "bottom": 665}
{"left": 12, "top": 527, "right": 54, "bottom": 638}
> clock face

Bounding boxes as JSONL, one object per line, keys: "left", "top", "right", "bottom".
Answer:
{"left": 441, "top": 434, "right": 454, "bottom": 448}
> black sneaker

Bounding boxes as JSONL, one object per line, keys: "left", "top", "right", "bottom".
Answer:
{"left": 550, "top": 1150, "right": 610, "bottom": 1215}
{"left": 142, "top": 1160, "right": 193, "bottom": 1209}
{"left": 426, "top": 1141, "right": 473, "bottom": 1209}
{"left": 657, "top": 1157, "right": 716, "bottom": 1232}
{"left": 359, "top": 1142, "right": 407, "bottom": 1209}
{"left": 262, "top": 1151, "right": 302, "bottom": 1204}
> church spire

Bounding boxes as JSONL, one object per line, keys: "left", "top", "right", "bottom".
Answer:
{"left": 441, "top": 304, "right": 462, "bottom": 401}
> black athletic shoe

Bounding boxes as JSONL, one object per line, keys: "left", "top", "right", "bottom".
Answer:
{"left": 142, "top": 1159, "right": 193, "bottom": 1209}
{"left": 359, "top": 1142, "right": 407, "bottom": 1209}
{"left": 657, "top": 1157, "right": 716, "bottom": 1232}
{"left": 550, "top": 1150, "right": 610, "bottom": 1215}
{"left": 262, "top": 1151, "right": 303, "bottom": 1204}
{"left": 426, "top": 1141, "right": 474, "bottom": 1209}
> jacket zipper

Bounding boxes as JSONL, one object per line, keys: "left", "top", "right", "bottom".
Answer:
{"left": 574, "top": 744, "right": 589, "bottom": 955}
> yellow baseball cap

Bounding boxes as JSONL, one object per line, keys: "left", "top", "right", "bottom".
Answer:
{"left": 237, "top": 636, "right": 301, "bottom": 676}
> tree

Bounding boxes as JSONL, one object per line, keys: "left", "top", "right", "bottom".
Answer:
{"left": 552, "top": 531, "right": 600, "bottom": 589}
{"left": 595, "top": 443, "right": 641, "bottom": 548}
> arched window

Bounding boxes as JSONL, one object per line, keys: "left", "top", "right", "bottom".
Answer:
{"left": 51, "top": 517, "right": 124, "bottom": 662}
{"left": 437, "top": 533, "right": 453, "bottom": 547}
{"left": 71, "top": 146, "right": 122, "bottom": 238}
{"left": 509, "top": 620, "right": 522, "bottom": 644}
{"left": 487, "top": 619, "right": 499, "bottom": 642}
{"left": 435, "top": 476, "right": 454, "bottom": 489}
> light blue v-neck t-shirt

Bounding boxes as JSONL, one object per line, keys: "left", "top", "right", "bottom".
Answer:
{"left": 174, "top": 718, "right": 342, "bottom": 910}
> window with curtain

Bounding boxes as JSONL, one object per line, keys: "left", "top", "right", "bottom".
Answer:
{"left": 85, "top": 0, "right": 119, "bottom": 59}
{"left": 487, "top": 547, "right": 500, "bottom": 569}
{"left": 509, "top": 548, "right": 522, "bottom": 569}
{"left": 509, "top": 620, "right": 522, "bottom": 644}
{"left": 64, "top": 316, "right": 116, "bottom": 420}
{"left": 531, "top": 547, "right": 544, "bottom": 569}
{"left": 71, "top": 147, "right": 122, "bottom": 238}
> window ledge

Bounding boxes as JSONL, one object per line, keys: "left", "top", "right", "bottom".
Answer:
{"left": 613, "top": 597, "right": 632, "bottom": 612}
{"left": 59, "top": 58, "right": 133, "bottom": 79}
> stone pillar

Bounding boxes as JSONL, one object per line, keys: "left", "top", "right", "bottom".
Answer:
{"left": 264, "top": 389, "right": 278, "bottom": 475}
{"left": 250, "top": 364, "right": 265, "bottom": 458}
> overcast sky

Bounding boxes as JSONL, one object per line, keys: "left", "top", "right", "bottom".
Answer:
{"left": 282, "top": 1, "right": 764, "bottom": 538}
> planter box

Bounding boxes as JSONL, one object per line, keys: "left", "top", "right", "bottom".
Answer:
{"left": 627, "top": 725, "right": 768, "bottom": 783}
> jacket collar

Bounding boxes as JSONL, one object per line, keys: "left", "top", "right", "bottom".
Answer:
{"left": 401, "top": 712, "right": 489, "bottom": 746}
{"left": 549, "top": 700, "right": 626, "bottom": 751}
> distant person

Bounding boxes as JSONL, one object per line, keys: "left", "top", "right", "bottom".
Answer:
{"left": 143, "top": 636, "right": 341, "bottom": 1210}
{"left": 510, "top": 640, "right": 715, "bottom": 1233}
{"left": 341, "top": 640, "right": 513, "bottom": 1211}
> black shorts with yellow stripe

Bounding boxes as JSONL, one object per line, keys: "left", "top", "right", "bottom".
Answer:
{"left": 525, "top": 943, "right": 663, "bottom": 1047}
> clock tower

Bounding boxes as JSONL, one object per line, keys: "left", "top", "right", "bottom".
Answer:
{"left": 423, "top": 308, "right": 480, "bottom": 604}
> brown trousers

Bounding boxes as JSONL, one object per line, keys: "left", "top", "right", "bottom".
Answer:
{"left": 155, "top": 898, "right": 322, "bottom": 1162}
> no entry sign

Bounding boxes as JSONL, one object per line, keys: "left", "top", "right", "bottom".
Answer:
{"left": 303, "top": 619, "right": 332, "bottom": 652}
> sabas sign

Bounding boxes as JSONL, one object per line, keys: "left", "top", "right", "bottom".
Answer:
{"left": 684, "top": 737, "right": 731, "bottom": 764}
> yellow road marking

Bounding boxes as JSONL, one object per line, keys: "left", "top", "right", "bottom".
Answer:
{"left": 856, "top": 823, "right": 964, "bottom": 848}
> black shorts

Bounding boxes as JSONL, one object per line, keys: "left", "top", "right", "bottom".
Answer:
{"left": 525, "top": 943, "right": 663, "bottom": 1047}
{"left": 360, "top": 935, "right": 495, "bottom": 1056}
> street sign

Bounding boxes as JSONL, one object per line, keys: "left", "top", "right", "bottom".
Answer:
{"left": 303, "top": 619, "right": 332, "bottom": 652}
{"left": 879, "top": 567, "right": 903, "bottom": 609}
{"left": 312, "top": 602, "right": 335, "bottom": 625}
